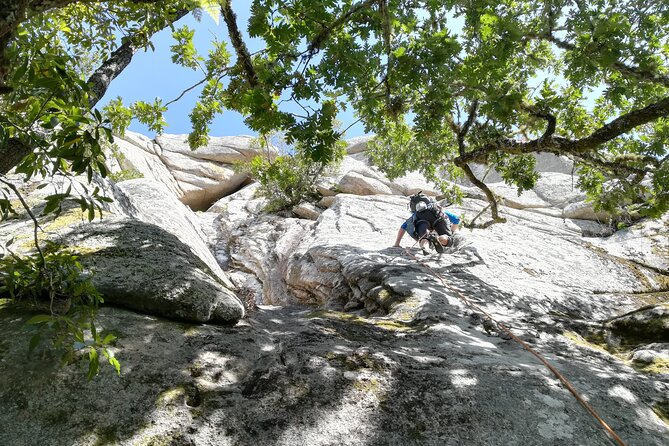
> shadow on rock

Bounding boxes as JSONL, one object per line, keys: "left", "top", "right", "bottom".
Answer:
{"left": 61, "top": 217, "right": 244, "bottom": 323}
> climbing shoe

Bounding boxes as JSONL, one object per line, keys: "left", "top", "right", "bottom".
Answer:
{"left": 428, "top": 233, "right": 444, "bottom": 253}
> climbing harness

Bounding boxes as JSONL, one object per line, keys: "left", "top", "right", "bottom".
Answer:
{"left": 397, "top": 245, "right": 629, "bottom": 446}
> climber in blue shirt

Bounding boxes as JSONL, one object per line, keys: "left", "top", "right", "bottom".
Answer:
{"left": 394, "top": 208, "right": 460, "bottom": 253}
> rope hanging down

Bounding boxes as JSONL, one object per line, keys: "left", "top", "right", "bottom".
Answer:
{"left": 399, "top": 243, "right": 628, "bottom": 446}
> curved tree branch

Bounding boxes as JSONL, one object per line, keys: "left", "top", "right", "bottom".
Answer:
{"left": 522, "top": 104, "right": 556, "bottom": 141}
{"left": 451, "top": 99, "right": 505, "bottom": 226}
{"left": 572, "top": 96, "right": 669, "bottom": 151}
{"left": 455, "top": 159, "right": 506, "bottom": 227}
{"left": 87, "top": 8, "right": 189, "bottom": 107}
{"left": 457, "top": 95, "right": 669, "bottom": 166}
{"left": 0, "top": 4, "right": 192, "bottom": 175}
{"left": 460, "top": 100, "right": 479, "bottom": 144}
{"left": 306, "top": 0, "right": 376, "bottom": 55}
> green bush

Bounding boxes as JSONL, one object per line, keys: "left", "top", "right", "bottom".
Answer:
{"left": 242, "top": 134, "right": 344, "bottom": 212}
{"left": 0, "top": 241, "right": 119, "bottom": 379}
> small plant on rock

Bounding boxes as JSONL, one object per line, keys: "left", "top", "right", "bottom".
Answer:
{"left": 241, "top": 132, "right": 344, "bottom": 213}
{"left": 0, "top": 241, "right": 119, "bottom": 379}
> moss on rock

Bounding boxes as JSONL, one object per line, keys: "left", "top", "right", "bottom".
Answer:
{"left": 652, "top": 401, "right": 669, "bottom": 426}
{"left": 156, "top": 386, "right": 186, "bottom": 407}
{"left": 353, "top": 377, "right": 381, "bottom": 393}
{"left": 307, "top": 310, "right": 413, "bottom": 332}
{"left": 633, "top": 357, "right": 669, "bottom": 375}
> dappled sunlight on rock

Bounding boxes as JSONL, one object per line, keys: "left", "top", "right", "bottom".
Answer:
{"left": 1, "top": 138, "right": 668, "bottom": 444}
{"left": 608, "top": 385, "right": 638, "bottom": 404}
{"left": 448, "top": 369, "right": 478, "bottom": 388}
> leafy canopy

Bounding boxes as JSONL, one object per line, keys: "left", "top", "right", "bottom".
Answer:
{"left": 2, "top": 0, "right": 667, "bottom": 224}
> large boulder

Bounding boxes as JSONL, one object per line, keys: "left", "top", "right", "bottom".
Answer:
{"left": 337, "top": 171, "right": 395, "bottom": 195}
{"left": 0, "top": 177, "right": 244, "bottom": 323}
{"left": 592, "top": 212, "right": 669, "bottom": 273}
{"left": 62, "top": 217, "right": 243, "bottom": 323}
{"left": 562, "top": 201, "right": 611, "bottom": 221}
{"left": 532, "top": 172, "right": 586, "bottom": 208}
{"left": 108, "top": 132, "right": 267, "bottom": 210}
{"left": 115, "top": 179, "right": 235, "bottom": 289}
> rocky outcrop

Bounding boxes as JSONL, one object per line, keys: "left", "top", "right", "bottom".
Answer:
{"left": 1, "top": 134, "right": 667, "bottom": 445}
{"left": 592, "top": 212, "right": 669, "bottom": 272}
{"left": 62, "top": 216, "right": 243, "bottom": 323}
{"left": 217, "top": 191, "right": 663, "bottom": 317}
{"left": 0, "top": 296, "right": 667, "bottom": 446}
{"left": 0, "top": 177, "right": 243, "bottom": 323}
{"left": 108, "top": 132, "right": 267, "bottom": 210}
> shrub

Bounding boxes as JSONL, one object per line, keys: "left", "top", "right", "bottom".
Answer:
{"left": 241, "top": 133, "right": 344, "bottom": 212}
{"left": 0, "top": 241, "right": 119, "bottom": 379}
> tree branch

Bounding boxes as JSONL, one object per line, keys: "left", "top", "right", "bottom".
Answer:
{"left": 457, "top": 95, "right": 669, "bottom": 165}
{"left": 0, "top": 175, "right": 45, "bottom": 268}
{"left": 87, "top": 8, "right": 190, "bottom": 108}
{"left": 574, "top": 96, "right": 669, "bottom": 151}
{"left": 165, "top": 77, "right": 208, "bottom": 107}
{"left": 455, "top": 159, "right": 506, "bottom": 227}
{"left": 574, "top": 151, "right": 649, "bottom": 177}
{"left": 531, "top": 32, "right": 669, "bottom": 88}
{"left": 222, "top": 0, "right": 258, "bottom": 87}
{"left": 460, "top": 100, "right": 479, "bottom": 145}
{"left": 449, "top": 100, "right": 506, "bottom": 226}
{"left": 0, "top": 5, "right": 191, "bottom": 174}
{"left": 306, "top": 0, "right": 376, "bottom": 56}
{"left": 522, "top": 104, "right": 556, "bottom": 141}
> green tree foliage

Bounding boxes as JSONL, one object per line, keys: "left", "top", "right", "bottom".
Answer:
{"left": 0, "top": 0, "right": 208, "bottom": 377}
{"left": 0, "top": 241, "right": 119, "bottom": 379}
{"left": 4, "top": 1, "right": 667, "bottom": 225}
{"left": 230, "top": 0, "right": 669, "bottom": 224}
{"left": 242, "top": 133, "right": 344, "bottom": 212}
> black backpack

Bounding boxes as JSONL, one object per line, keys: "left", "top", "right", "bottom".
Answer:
{"left": 409, "top": 191, "right": 444, "bottom": 225}
{"left": 409, "top": 191, "right": 436, "bottom": 212}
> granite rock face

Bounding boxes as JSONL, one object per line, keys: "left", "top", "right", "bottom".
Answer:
{"left": 61, "top": 216, "right": 244, "bottom": 323}
{"left": 0, "top": 135, "right": 667, "bottom": 446}
{"left": 108, "top": 132, "right": 267, "bottom": 210}
{"left": 0, "top": 178, "right": 244, "bottom": 324}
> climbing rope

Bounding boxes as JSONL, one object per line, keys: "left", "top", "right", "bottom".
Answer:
{"left": 399, "top": 243, "right": 628, "bottom": 446}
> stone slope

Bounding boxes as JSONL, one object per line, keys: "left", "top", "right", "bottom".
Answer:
{"left": 0, "top": 301, "right": 666, "bottom": 446}
{"left": 0, "top": 177, "right": 244, "bottom": 323}
{"left": 0, "top": 136, "right": 667, "bottom": 445}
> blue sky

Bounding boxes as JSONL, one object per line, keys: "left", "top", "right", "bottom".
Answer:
{"left": 97, "top": 9, "right": 368, "bottom": 140}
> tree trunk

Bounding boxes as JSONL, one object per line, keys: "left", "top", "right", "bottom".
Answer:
{"left": 0, "top": 6, "right": 190, "bottom": 175}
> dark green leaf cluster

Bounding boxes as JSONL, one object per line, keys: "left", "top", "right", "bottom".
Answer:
{"left": 0, "top": 242, "right": 119, "bottom": 379}
{"left": 2, "top": 0, "right": 668, "bottom": 228}
{"left": 490, "top": 153, "right": 539, "bottom": 194}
